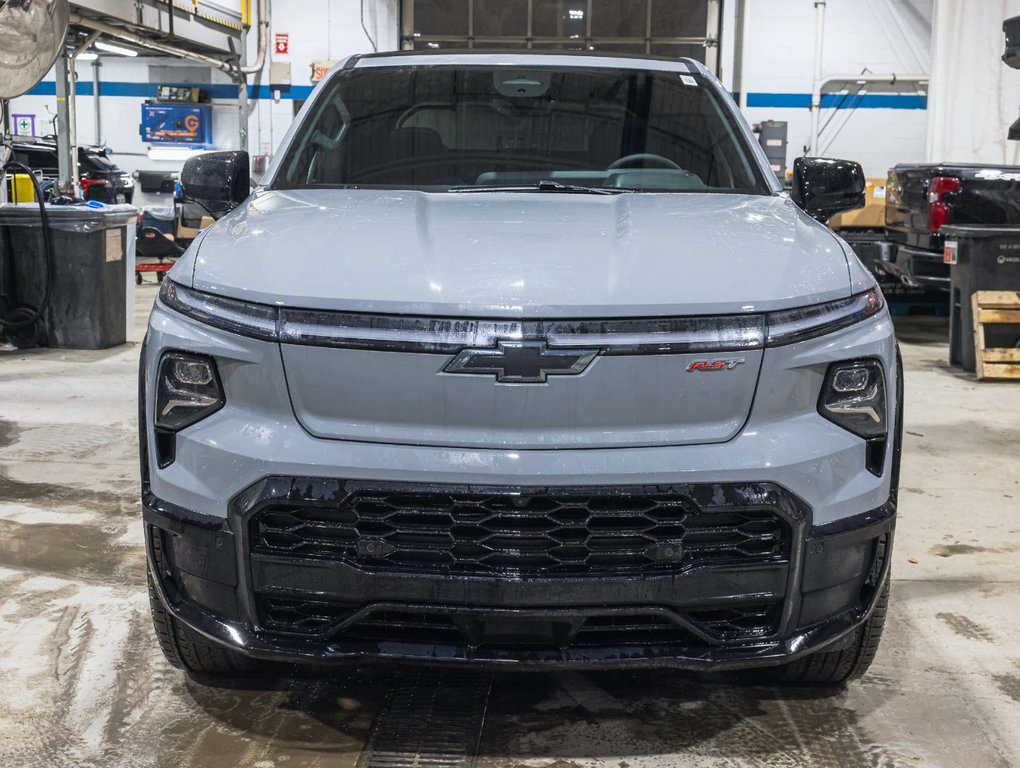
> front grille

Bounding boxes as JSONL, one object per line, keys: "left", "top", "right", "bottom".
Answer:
{"left": 251, "top": 486, "right": 789, "bottom": 577}
{"left": 255, "top": 598, "right": 782, "bottom": 648}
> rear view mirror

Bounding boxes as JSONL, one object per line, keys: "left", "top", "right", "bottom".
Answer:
{"left": 181, "top": 150, "right": 250, "bottom": 218}
{"left": 790, "top": 157, "right": 866, "bottom": 224}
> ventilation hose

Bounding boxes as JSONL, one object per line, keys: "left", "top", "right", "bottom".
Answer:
{"left": 0, "top": 160, "right": 55, "bottom": 332}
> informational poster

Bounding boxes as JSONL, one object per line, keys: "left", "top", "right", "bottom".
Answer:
{"left": 274, "top": 32, "right": 289, "bottom": 55}
{"left": 140, "top": 104, "right": 212, "bottom": 145}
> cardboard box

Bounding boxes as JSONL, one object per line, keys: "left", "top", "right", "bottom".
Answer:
{"left": 829, "top": 177, "right": 888, "bottom": 230}
{"left": 176, "top": 215, "right": 215, "bottom": 241}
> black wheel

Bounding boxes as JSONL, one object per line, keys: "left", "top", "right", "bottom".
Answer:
{"left": 135, "top": 271, "right": 143, "bottom": 285}
{"left": 770, "top": 581, "right": 889, "bottom": 685}
{"left": 156, "top": 271, "right": 165, "bottom": 283}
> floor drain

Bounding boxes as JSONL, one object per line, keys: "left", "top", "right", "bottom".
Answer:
{"left": 356, "top": 667, "right": 492, "bottom": 768}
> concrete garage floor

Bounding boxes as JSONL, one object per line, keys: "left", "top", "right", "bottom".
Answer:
{"left": 1, "top": 284, "right": 1018, "bottom": 768}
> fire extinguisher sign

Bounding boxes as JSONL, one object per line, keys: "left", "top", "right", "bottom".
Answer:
{"left": 274, "top": 33, "right": 289, "bottom": 55}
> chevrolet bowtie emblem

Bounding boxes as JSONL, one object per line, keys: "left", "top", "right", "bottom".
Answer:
{"left": 444, "top": 341, "right": 599, "bottom": 383}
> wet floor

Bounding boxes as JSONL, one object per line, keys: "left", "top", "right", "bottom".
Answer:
{"left": 1, "top": 287, "right": 1019, "bottom": 767}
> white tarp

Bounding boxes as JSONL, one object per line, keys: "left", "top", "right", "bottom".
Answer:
{"left": 927, "top": 0, "right": 1020, "bottom": 164}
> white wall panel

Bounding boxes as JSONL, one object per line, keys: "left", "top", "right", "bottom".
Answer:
{"left": 927, "top": 0, "right": 1020, "bottom": 164}
{"left": 737, "top": 0, "right": 932, "bottom": 177}
{"left": 246, "top": 0, "right": 400, "bottom": 157}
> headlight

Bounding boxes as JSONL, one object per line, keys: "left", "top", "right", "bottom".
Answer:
{"left": 765, "top": 288, "right": 884, "bottom": 347}
{"left": 818, "top": 358, "right": 888, "bottom": 475}
{"left": 152, "top": 352, "right": 224, "bottom": 468}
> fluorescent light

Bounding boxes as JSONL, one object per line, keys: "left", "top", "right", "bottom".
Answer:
{"left": 77, "top": 52, "right": 98, "bottom": 61}
{"left": 147, "top": 146, "right": 204, "bottom": 162}
{"left": 96, "top": 41, "right": 138, "bottom": 57}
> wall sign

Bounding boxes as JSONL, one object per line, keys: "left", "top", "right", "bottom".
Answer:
{"left": 12, "top": 114, "right": 35, "bottom": 136}
{"left": 311, "top": 60, "right": 338, "bottom": 83}
{"left": 274, "top": 32, "right": 289, "bottom": 55}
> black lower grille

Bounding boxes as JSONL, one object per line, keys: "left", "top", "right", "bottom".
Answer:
{"left": 249, "top": 482, "right": 790, "bottom": 577}
{"left": 255, "top": 598, "right": 782, "bottom": 649}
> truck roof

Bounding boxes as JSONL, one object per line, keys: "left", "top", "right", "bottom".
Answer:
{"left": 891, "top": 162, "right": 1020, "bottom": 173}
{"left": 348, "top": 49, "right": 705, "bottom": 75}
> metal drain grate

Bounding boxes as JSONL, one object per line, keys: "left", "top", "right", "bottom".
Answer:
{"left": 356, "top": 668, "right": 492, "bottom": 768}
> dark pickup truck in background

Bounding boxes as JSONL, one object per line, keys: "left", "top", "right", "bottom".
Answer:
{"left": 8, "top": 136, "right": 135, "bottom": 204}
{"left": 883, "top": 164, "right": 1020, "bottom": 288}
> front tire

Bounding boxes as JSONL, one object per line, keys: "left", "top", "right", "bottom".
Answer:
{"left": 770, "top": 581, "right": 889, "bottom": 685}
{"left": 147, "top": 571, "right": 258, "bottom": 675}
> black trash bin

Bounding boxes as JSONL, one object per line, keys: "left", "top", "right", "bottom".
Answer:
{"left": 0, "top": 203, "right": 136, "bottom": 349}
{"left": 944, "top": 225, "right": 1020, "bottom": 371}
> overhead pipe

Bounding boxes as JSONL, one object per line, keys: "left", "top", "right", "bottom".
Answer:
{"left": 68, "top": 12, "right": 236, "bottom": 74}
{"left": 238, "top": 0, "right": 269, "bottom": 75}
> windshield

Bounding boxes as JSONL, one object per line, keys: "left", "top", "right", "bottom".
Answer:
{"left": 275, "top": 63, "right": 770, "bottom": 194}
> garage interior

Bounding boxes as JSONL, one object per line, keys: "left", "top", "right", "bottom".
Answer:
{"left": 2, "top": 1, "right": 1020, "bottom": 767}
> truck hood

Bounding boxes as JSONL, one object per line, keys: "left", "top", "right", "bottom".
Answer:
{"left": 189, "top": 189, "right": 851, "bottom": 317}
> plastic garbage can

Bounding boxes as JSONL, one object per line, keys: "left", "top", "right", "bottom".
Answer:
{"left": 0, "top": 202, "right": 137, "bottom": 349}
{"left": 944, "top": 225, "right": 1020, "bottom": 372}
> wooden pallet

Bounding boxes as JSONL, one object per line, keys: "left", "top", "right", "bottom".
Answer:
{"left": 971, "top": 291, "right": 1020, "bottom": 380}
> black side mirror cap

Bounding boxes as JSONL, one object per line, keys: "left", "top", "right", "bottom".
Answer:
{"left": 790, "top": 157, "right": 866, "bottom": 224}
{"left": 181, "top": 150, "right": 250, "bottom": 218}
{"left": 1004, "top": 15, "right": 1020, "bottom": 68}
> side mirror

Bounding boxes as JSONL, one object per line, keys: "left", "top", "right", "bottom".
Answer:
{"left": 181, "top": 150, "right": 250, "bottom": 218}
{"left": 790, "top": 157, "right": 866, "bottom": 224}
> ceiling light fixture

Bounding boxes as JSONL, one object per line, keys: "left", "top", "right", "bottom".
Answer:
{"left": 96, "top": 41, "right": 138, "bottom": 57}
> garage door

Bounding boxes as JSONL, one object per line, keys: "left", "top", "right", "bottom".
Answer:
{"left": 402, "top": 0, "right": 721, "bottom": 72}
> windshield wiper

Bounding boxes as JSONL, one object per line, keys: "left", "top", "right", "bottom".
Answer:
{"left": 450, "top": 180, "right": 633, "bottom": 195}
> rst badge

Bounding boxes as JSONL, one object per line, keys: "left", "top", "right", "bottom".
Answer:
{"left": 687, "top": 358, "right": 746, "bottom": 372}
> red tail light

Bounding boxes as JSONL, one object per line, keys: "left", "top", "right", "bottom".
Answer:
{"left": 927, "top": 175, "right": 961, "bottom": 232}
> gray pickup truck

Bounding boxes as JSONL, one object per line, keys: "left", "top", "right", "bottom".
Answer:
{"left": 141, "top": 50, "right": 900, "bottom": 685}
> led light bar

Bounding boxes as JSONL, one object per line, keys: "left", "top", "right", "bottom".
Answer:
{"left": 159, "top": 280, "right": 885, "bottom": 353}
{"left": 280, "top": 310, "right": 766, "bottom": 354}
{"left": 160, "top": 280, "right": 279, "bottom": 341}
{"left": 764, "top": 289, "right": 884, "bottom": 347}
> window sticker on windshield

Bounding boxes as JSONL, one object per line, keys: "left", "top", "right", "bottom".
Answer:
{"left": 680, "top": 75, "right": 697, "bottom": 86}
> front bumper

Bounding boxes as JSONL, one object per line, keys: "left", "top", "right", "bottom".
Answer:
{"left": 144, "top": 480, "right": 895, "bottom": 670}
{"left": 141, "top": 290, "right": 901, "bottom": 669}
